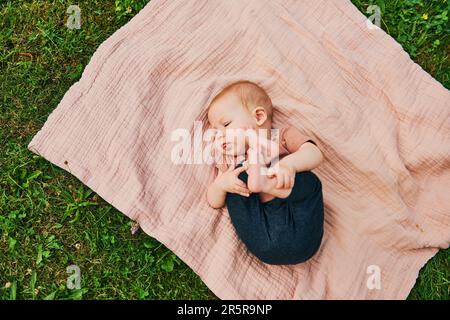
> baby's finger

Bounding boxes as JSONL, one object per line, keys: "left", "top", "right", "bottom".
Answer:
{"left": 284, "top": 172, "right": 291, "bottom": 189}
{"left": 234, "top": 186, "right": 250, "bottom": 196}
{"left": 290, "top": 175, "right": 295, "bottom": 188}
{"left": 233, "top": 164, "right": 248, "bottom": 175}
{"left": 235, "top": 179, "right": 248, "bottom": 189}
{"left": 276, "top": 173, "right": 284, "bottom": 189}
{"left": 226, "top": 162, "right": 235, "bottom": 171}
{"left": 234, "top": 185, "right": 250, "bottom": 194}
{"left": 281, "top": 172, "right": 287, "bottom": 189}
{"left": 267, "top": 167, "right": 275, "bottom": 177}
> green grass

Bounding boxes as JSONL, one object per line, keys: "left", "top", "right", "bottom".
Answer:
{"left": 0, "top": 0, "right": 448, "bottom": 300}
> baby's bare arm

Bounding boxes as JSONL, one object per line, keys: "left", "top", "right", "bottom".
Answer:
{"left": 280, "top": 142, "right": 323, "bottom": 173}
{"left": 207, "top": 179, "right": 227, "bottom": 209}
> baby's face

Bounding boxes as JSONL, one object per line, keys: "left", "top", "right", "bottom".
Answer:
{"left": 207, "top": 93, "right": 256, "bottom": 157}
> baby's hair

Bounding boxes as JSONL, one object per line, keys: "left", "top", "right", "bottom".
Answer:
{"left": 208, "top": 80, "right": 273, "bottom": 119}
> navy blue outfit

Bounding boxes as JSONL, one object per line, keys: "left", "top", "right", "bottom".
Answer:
{"left": 226, "top": 161, "right": 324, "bottom": 265}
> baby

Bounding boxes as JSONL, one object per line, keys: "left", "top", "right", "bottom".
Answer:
{"left": 206, "top": 80, "right": 325, "bottom": 265}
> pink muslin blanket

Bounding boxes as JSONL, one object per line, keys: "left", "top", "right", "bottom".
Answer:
{"left": 28, "top": 0, "right": 450, "bottom": 299}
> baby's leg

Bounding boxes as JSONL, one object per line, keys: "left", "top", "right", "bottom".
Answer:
{"left": 265, "top": 181, "right": 292, "bottom": 199}
{"left": 245, "top": 144, "right": 268, "bottom": 193}
{"left": 246, "top": 136, "right": 292, "bottom": 198}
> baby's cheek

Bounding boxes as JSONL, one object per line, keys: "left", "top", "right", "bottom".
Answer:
{"left": 214, "top": 142, "right": 224, "bottom": 155}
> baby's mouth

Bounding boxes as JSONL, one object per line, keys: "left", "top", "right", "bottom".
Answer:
{"left": 222, "top": 142, "right": 229, "bottom": 151}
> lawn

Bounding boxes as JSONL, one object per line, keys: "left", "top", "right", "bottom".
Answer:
{"left": 0, "top": 0, "right": 449, "bottom": 300}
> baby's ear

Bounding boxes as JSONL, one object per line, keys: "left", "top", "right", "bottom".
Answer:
{"left": 252, "top": 106, "right": 268, "bottom": 125}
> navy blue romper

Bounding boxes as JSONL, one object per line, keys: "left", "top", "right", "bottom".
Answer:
{"left": 225, "top": 160, "right": 324, "bottom": 265}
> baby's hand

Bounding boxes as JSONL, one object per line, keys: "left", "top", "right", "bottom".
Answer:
{"left": 267, "top": 162, "right": 295, "bottom": 189}
{"left": 215, "top": 162, "right": 251, "bottom": 197}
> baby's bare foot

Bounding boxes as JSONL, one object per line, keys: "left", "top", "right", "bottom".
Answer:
{"left": 246, "top": 152, "right": 276, "bottom": 193}
{"left": 246, "top": 136, "right": 281, "bottom": 193}
{"left": 246, "top": 146, "right": 264, "bottom": 193}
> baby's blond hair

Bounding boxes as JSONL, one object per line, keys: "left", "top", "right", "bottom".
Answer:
{"left": 209, "top": 80, "right": 273, "bottom": 119}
